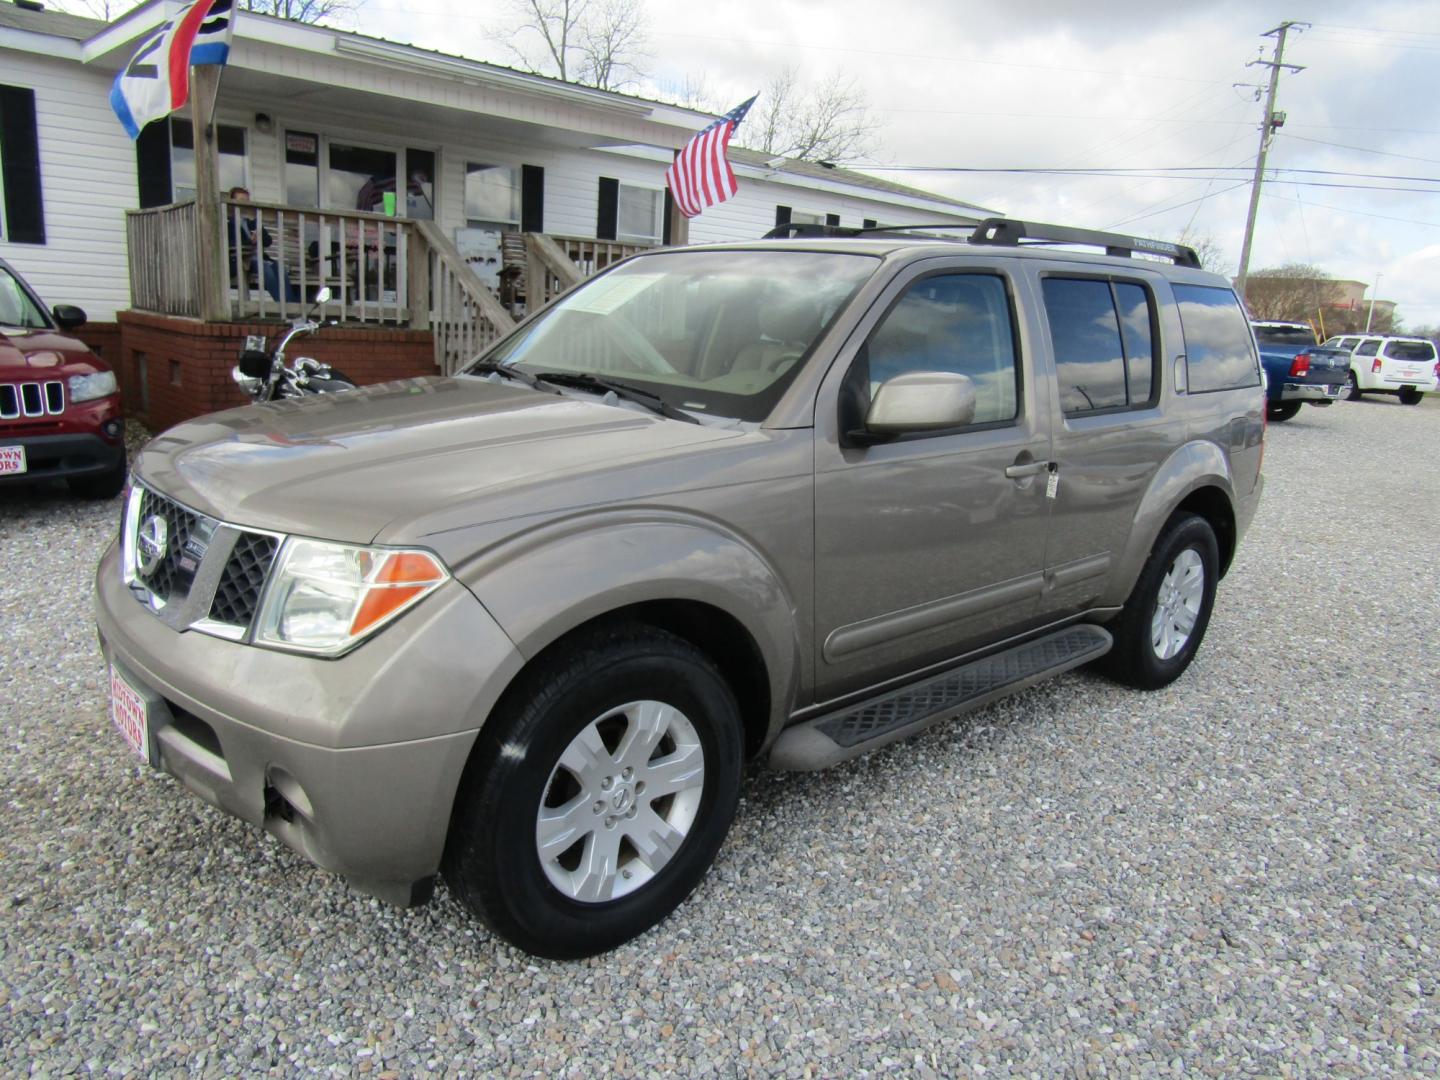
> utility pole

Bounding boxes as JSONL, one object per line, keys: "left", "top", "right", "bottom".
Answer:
{"left": 1235, "top": 21, "right": 1307, "bottom": 297}
{"left": 1365, "top": 272, "right": 1383, "bottom": 333}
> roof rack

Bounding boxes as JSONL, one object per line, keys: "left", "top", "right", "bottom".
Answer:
{"left": 760, "top": 217, "right": 1201, "bottom": 268}
{"left": 968, "top": 218, "right": 1201, "bottom": 268}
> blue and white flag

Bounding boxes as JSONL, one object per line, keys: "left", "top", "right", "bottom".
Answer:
{"left": 109, "top": 0, "right": 235, "bottom": 140}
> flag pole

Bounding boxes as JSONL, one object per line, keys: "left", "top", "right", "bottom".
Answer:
{"left": 665, "top": 150, "right": 689, "bottom": 246}
{"left": 190, "top": 62, "right": 229, "bottom": 321}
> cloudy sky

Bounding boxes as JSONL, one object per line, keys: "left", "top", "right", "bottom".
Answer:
{"left": 59, "top": 0, "right": 1440, "bottom": 326}
{"left": 346, "top": 0, "right": 1439, "bottom": 327}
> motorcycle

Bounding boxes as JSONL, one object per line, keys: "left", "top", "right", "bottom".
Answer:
{"left": 231, "top": 287, "right": 358, "bottom": 403}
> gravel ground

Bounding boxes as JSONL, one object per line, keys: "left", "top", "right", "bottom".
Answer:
{"left": 2, "top": 401, "right": 1438, "bottom": 1078}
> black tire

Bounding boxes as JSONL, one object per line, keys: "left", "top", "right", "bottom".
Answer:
{"left": 1098, "top": 512, "right": 1219, "bottom": 691}
{"left": 1345, "top": 371, "right": 1363, "bottom": 401}
{"left": 67, "top": 455, "right": 127, "bottom": 500}
{"left": 443, "top": 623, "right": 743, "bottom": 959}
{"left": 1398, "top": 387, "right": 1423, "bottom": 406}
{"left": 1267, "top": 401, "right": 1302, "bottom": 422}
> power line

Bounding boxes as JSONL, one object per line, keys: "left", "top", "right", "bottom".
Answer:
{"left": 1264, "top": 191, "right": 1440, "bottom": 229}
{"left": 1278, "top": 133, "right": 1440, "bottom": 167}
{"left": 1104, "top": 181, "right": 1253, "bottom": 229}
{"left": 853, "top": 165, "right": 1440, "bottom": 183}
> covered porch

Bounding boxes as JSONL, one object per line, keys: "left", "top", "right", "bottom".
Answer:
{"left": 125, "top": 196, "right": 654, "bottom": 375}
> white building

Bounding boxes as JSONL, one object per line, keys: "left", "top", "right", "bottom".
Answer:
{"left": 1, "top": 0, "right": 992, "bottom": 327}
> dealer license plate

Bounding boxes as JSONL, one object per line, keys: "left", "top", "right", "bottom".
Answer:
{"left": 109, "top": 665, "right": 151, "bottom": 763}
{"left": 0, "top": 446, "right": 26, "bottom": 475}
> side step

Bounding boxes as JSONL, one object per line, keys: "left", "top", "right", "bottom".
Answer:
{"left": 769, "top": 624, "right": 1112, "bottom": 771}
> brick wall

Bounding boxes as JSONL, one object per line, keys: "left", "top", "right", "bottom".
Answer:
{"left": 114, "top": 312, "right": 437, "bottom": 433}
{"left": 76, "top": 321, "right": 123, "bottom": 366}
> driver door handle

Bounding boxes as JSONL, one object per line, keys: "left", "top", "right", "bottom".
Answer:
{"left": 1004, "top": 460, "right": 1052, "bottom": 479}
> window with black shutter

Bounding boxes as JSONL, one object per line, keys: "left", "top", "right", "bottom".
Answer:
{"left": 0, "top": 85, "right": 46, "bottom": 244}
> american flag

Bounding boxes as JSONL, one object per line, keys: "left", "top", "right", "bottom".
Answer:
{"left": 665, "top": 96, "right": 757, "bottom": 219}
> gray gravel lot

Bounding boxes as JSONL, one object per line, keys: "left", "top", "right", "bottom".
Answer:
{"left": 2, "top": 399, "right": 1438, "bottom": 1077}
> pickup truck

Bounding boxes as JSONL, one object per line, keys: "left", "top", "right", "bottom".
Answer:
{"left": 1250, "top": 321, "right": 1350, "bottom": 422}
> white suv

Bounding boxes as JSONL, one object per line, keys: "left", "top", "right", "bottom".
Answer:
{"left": 1324, "top": 334, "right": 1439, "bottom": 404}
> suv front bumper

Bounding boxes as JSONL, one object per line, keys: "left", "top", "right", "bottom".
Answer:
{"left": 93, "top": 539, "right": 524, "bottom": 905}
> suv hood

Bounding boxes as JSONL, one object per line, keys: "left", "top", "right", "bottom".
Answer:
{"left": 0, "top": 326, "right": 107, "bottom": 377}
{"left": 135, "top": 376, "right": 747, "bottom": 543}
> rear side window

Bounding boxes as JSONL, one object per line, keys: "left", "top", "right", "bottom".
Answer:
{"left": 860, "top": 272, "right": 1019, "bottom": 425}
{"left": 1042, "top": 277, "right": 1156, "bottom": 414}
{"left": 1173, "top": 284, "right": 1260, "bottom": 392}
{"left": 1384, "top": 340, "right": 1436, "bottom": 361}
{"left": 1355, "top": 340, "right": 1379, "bottom": 356}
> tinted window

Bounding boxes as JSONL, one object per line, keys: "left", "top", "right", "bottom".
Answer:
{"left": 1252, "top": 325, "right": 1316, "bottom": 348}
{"left": 1043, "top": 279, "right": 1127, "bottom": 412}
{"left": 1383, "top": 340, "right": 1436, "bottom": 361}
{"left": 862, "top": 273, "right": 1018, "bottom": 425}
{"left": 1355, "top": 340, "right": 1379, "bottom": 356}
{"left": 1115, "top": 283, "right": 1155, "bottom": 403}
{"left": 1173, "top": 284, "right": 1260, "bottom": 392}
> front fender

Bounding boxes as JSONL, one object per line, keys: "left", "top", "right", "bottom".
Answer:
{"left": 453, "top": 511, "right": 802, "bottom": 751}
{"left": 1103, "top": 440, "right": 1237, "bottom": 607}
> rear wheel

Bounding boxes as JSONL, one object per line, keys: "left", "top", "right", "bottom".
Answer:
{"left": 1098, "top": 513, "right": 1219, "bottom": 690}
{"left": 1398, "top": 387, "right": 1424, "bottom": 405}
{"left": 444, "top": 623, "right": 743, "bottom": 959}
{"left": 1266, "top": 401, "right": 1302, "bottom": 422}
{"left": 1345, "top": 371, "right": 1363, "bottom": 401}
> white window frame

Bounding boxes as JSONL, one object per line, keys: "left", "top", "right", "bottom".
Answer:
{"left": 790, "top": 210, "right": 826, "bottom": 226}
{"left": 616, "top": 180, "right": 663, "bottom": 244}
{"left": 169, "top": 118, "right": 250, "bottom": 203}
{"left": 462, "top": 161, "right": 521, "bottom": 229}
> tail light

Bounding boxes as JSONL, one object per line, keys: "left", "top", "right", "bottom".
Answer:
{"left": 1289, "top": 353, "right": 1310, "bottom": 377}
{"left": 1372, "top": 358, "right": 1383, "bottom": 373}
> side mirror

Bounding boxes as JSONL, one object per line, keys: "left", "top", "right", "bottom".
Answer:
{"left": 238, "top": 349, "right": 273, "bottom": 379}
{"left": 314, "top": 286, "right": 332, "bottom": 306}
{"left": 52, "top": 304, "right": 87, "bottom": 331}
{"left": 865, "top": 371, "right": 977, "bottom": 435}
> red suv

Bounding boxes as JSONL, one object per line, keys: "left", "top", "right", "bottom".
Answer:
{"left": 1, "top": 259, "right": 125, "bottom": 498}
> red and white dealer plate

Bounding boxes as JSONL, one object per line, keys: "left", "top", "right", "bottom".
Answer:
{"left": 109, "top": 664, "right": 151, "bottom": 762}
{"left": 0, "top": 446, "right": 26, "bottom": 475}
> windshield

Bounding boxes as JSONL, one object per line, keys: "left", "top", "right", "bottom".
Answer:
{"left": 1384, "top": 339, "right": 1436, "bottom": 361}
{"left": 1252, "top": 325, "right": 1316, "bottom": 348}
{"left": 468, "top": 249, "right": 879, "bottom": 422}
{"left": 0, "top": 265, "right": 50, "bottom": 330}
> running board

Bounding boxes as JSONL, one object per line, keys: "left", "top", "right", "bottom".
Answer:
{"left": 769, "top": 625, "right": 1112, "bottom": 771}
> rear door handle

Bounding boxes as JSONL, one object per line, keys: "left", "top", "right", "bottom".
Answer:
{"left": 1004, "top": 460, "right": 1051, "bottom": 479}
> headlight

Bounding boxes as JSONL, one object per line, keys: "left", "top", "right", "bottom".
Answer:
{"left": 255, "top": 538, "right": 450, "bottom": 656}
{"left": 68, "top": 370, "right": 118, "bottom": 403}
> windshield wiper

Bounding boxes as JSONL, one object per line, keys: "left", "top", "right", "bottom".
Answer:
{"left": 469, "top": 360, "right": 549, "bottom": 391}
{"left": 530, "top": 372, "right": 699, "bottom": 424}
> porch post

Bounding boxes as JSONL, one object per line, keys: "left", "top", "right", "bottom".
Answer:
{"left": 189, "top": 65, "right": 229, "bottom": 322}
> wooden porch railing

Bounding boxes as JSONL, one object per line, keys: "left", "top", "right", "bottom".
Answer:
{"left": 524, "top": 233, "right": 656, "bottom": 309}
{"left": 223, "top": 198, "right": 414, "bottom": 326}
{"left": 126, "top": 200, "right": 201, "bottom": 318}
{"left": 411, "top": 220, "right": 517, "bottom": 376}
{"left": 125, "top": 202, "right": 655, "bottom": 375}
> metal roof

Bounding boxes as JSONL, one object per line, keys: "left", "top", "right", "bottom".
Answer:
{"left": 0, "top": 1, "right": 103, "bottom": 40}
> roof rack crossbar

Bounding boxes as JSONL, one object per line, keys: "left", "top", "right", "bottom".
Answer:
{"left": 969, "top": 217, "right": 1201, "bottom": 268}
{"left": 760, "top": 222, "right": 980, "bottom": 241}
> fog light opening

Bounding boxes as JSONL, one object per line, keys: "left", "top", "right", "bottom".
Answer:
{"left": 263, "top": 783, "right": 297, "bottom": 824}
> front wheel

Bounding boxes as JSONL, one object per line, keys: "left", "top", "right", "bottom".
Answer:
{"left": 444, "top": 624, "right": 743, "bottom": 959}
{"left": 1345, "top": 371, "right": 1363, "bottom": 401}
{"left": 1098, "top": 513, "right": 1219, "bottom": 690}
{"left": 1267, "top": 401, "right": 1302, "bottom": 422}
{"left": 1398, "top": 387, "right": 1424, "bottom": 405}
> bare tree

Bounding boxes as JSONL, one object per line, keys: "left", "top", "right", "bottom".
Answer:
{"left": 500, "top": 0, "right": 649, "bottom": 90}
{"left": 55, "top": 0, "right": 127, "bottom": 19}
{"left": 1177, "top": 231, "right": 1229, "bottom": 276}
{"left": 1243, "top": 264, "right": 1344, "bottom": 323}
{"left": 575, "top": 0, "right": 649, "bottom": 91}
{"left": 738, "top": 67, "right": 879, "bottom": 165}
{"left": 237, "top": 0, "right": 355, "bottom": 24}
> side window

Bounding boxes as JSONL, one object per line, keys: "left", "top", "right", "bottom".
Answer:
{"left": 1173, "top": 284, "right": 1261, "bottom": 392}
{"left": 1042, "top": 277, "right": 1156, "bottom": 414}
{"left": 1354, "top": 340, "right": 1379, "bottom": 356}
{"left": 857, "top": 273, "right": 1018, "bottom": 426}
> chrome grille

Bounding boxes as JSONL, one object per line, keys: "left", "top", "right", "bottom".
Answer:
{"left": 135, "top": 489, "right": 204, "bottom": 602}
{"left": 209, "top": 532, "right": 279, "bottom": 627}
{"left": 1, "top": 380, "right": 64, "bottom": 419}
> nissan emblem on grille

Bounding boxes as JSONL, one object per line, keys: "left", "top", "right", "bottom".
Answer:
{"left": 136, "top": 515, "right": 168, "bottom": 576}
